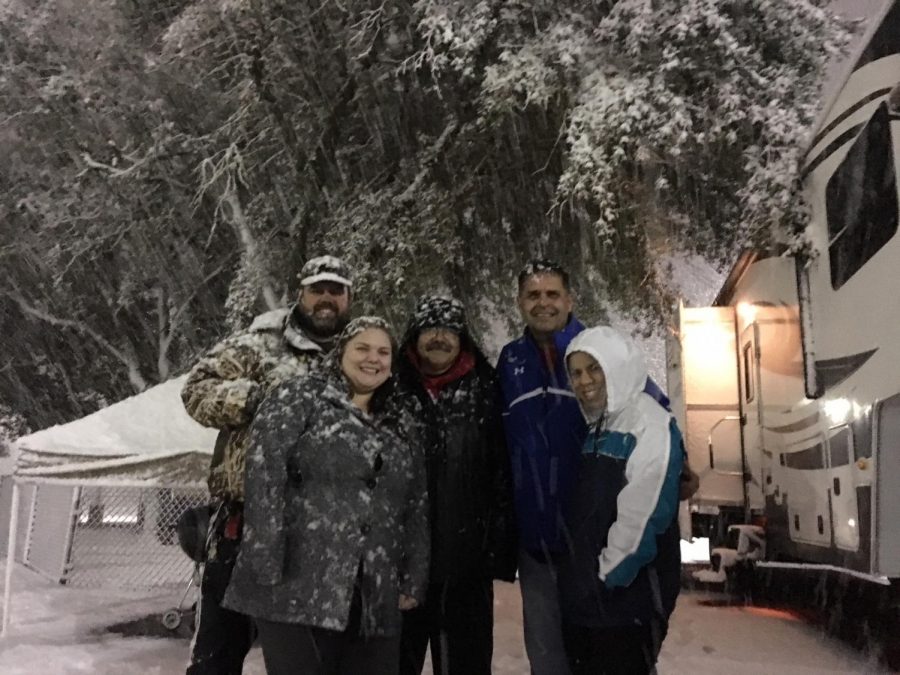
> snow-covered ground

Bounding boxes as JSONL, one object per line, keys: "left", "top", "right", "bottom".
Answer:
{"left": 0, "top": 561, "right": 888, "bottom": 674}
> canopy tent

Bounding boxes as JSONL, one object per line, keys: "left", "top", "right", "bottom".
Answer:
{"left": 2, "top": 375, "right": 218, "bottom": 635}
{"left": 13, "top": 375, "right": 216, "bottom": 485}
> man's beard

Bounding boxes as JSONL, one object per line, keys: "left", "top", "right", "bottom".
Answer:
{"left": 293, "top": 304, "right": 349, "bottom": 340}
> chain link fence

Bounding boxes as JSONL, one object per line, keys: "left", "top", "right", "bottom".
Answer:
{"left": 1, "top": 478, "right": 208, "bottom": 589}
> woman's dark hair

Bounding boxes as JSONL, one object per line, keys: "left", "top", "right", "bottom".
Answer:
{"left": 328, "top": 316, "right": 398, "bottom": 416}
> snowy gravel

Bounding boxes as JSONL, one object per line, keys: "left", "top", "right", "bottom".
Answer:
{"left": 0, "top": 562, "right": 888, "bottom": 674}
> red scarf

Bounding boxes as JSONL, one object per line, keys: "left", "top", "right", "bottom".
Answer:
{"left": 406, "top": 347, "right": 476, "bottom": 399}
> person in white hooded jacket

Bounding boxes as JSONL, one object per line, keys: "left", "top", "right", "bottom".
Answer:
{"left": 560, "top": 326, "right": 683, "bottom": 675}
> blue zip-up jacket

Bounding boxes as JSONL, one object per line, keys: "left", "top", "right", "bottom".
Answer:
{"left": 559, "top": 326, "right": 683, "bottom": 628}
{"left": 497, "top": 317, "right": 588, "bottom": 555}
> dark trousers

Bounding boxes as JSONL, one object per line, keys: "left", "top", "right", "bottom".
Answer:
{"left": 187, "top": 506, "right": 255, "bottom": 675}
{"left": 256, "top": 589, "right": 400, "bottom": 675}
{"left": 563, "top": 623, "right": 660, "bottom": 675}
{"left": 399, "top": 578, "right": 494, "bottom": 675}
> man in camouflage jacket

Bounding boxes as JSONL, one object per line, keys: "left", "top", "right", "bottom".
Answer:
{"left": 181, "top": 255, "right": 353, "bottom": 675}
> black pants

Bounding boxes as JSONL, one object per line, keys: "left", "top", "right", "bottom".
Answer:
{"left": 187, "top": 505, "right": 255, "bottom": 675}
{"left": 256, "top": 589, "right": 400, "bottom": 675}
{"left": 563, "top": 623, "right": 660, "bottom": 675}
{"left": 399, "top": 578, "right": 494, "bottom": 675}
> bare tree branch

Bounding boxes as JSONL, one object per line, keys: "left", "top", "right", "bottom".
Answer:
{"left": 79, "top": 148, "right": 159, "bottom": 179}
{"left": 6, "top": 291, "right": 149, "bottom": 392}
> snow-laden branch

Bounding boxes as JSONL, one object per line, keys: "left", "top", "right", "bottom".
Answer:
{"left": 79, "top": 147, "right": 160, "bottom": 179}
{"left": 222, "top": 191, "right": 279, "bottom": 311}
{"left": 155, "top": 260, "right": 233, "bottom": 381}
{"left": 395, "top": 118, "right": 459, "bottom": 205}
{"left": 194, "top": 144, "right": 279, "bottom": 311}
{"left": 6, "top": 291, "right": 149, "bottom": 392}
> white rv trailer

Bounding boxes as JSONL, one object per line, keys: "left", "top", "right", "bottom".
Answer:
{"left": 667, "top": 0, "right": 900, "bottom": 580}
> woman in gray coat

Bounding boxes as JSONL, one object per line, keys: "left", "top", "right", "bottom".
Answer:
{"left": 223, "top": 316, "right": 429, "bottom": 675}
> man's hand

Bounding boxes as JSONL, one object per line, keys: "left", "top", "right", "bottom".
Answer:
{"left": 680, "top": 464, "right": 700, "bottom": 501}
{"left": 398, "top": 594, "right": 418, "bottom": 611}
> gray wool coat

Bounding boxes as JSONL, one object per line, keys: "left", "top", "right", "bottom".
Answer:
{"left": 221, "top": 373, "right": 429, "bottom": 637}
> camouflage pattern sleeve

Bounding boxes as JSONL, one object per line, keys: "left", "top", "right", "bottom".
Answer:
{"left": 181, "top": 337, "right": 266, "bottom": 430}
{"left": 239, "top": 379, "right": 311, "bottom": 585}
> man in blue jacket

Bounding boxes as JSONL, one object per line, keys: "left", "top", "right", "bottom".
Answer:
{"left": 497, "top": 260, "right": 587, "bottom": 675}
{"left": 498, "top": 261, "right": 685, "bottom": 675}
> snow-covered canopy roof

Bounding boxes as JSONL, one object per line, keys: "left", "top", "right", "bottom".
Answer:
{"left": 13, "top": 375, "right": 216, "bottom": 486}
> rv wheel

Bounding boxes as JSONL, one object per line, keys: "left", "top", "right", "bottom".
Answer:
{"left": 161, "top": 609, "right": 182, "bottom": 631}
{"left": 726, "top": 560, "right": 757, "bottom": 602}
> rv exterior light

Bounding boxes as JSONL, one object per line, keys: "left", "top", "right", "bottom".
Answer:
{"left": 689, "top": 322, "right": 733, "bottom": 362}
{"left": 848, "top": 519, "right": 856, "bottom": 528}
{"left": 737, "top": 302, "right": 757, "bottom": 324}
{"left": 824, "top": 397, "right": 852, "bottom": 425}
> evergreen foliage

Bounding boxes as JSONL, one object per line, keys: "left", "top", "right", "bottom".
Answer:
{"left": 0, "top": 0, "right": 851, "bottom": 426}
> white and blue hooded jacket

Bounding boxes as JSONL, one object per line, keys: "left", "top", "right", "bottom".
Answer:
{"left": 559, "top": 326, "right": 682, "bottom": 627}
{"left": 498, "top": 317, "right": 674, "bottom": 557}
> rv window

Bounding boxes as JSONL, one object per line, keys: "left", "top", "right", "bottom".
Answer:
{"left": 828, "top": 427, "right": 852, "bottom": 467}
{"left": 782, "top": 442, "right": 826, "bottom": 470}
{"left": 826, "top": 102, "right": 899, "bottom": 290}
{"left": 743, "top": 343, "right": 754, "bottom": 402}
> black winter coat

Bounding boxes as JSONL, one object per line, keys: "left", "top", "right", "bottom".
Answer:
{"left": 222, "top": 374, "right": 429, "bottom": 637}
{"left": 397, "top": 350, "right": 517, "bottom": 584}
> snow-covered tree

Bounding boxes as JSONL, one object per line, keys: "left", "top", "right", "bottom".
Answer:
{"left": 0, "top": 404, "right": 28, "bottom": 458}
{"left": 414, "top": 0, "right": 851, "bottom": 316}
{"left": 0, "top": 0, "right": 852, "bottom": 428}
{"left": 555, "top": 0, "right": 853, "bottom": 260}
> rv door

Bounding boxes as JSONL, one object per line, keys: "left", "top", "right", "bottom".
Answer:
{"left": 737, "top": 323, "right": 772, "bottom": 514}
{"left": 674, "top": 306, "right": 745, "bottom": 510}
